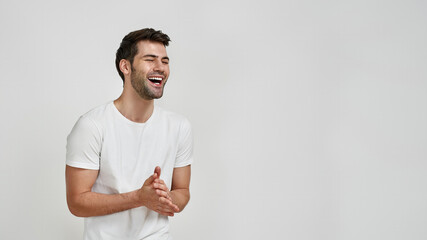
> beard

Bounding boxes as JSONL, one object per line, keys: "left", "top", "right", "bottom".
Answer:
{"left": 130, "top": 66, "right": 165, "bottom": 100}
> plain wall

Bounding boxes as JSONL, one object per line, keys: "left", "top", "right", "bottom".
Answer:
{"left": 0, "top": 0, "right": 426, "bottom": 239}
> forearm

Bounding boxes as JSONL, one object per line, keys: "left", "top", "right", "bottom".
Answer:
{"left": 169, "top": 188, "right": 190, "bottom": 212}
{"left": 67, "top": 190, "right": 141, "bottom": 217}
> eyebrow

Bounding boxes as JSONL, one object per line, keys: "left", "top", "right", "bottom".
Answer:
{"left": 142, "top": 54, "right": 169, "bottom": 61}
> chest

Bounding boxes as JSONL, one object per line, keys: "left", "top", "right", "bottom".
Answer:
{"left": 97, "top": 121, "right": 179, "bottom": 193}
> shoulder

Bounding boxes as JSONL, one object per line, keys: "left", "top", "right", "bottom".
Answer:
{"left": 155, "top": 107, "right": 192, "bottom": 134}
{"left": 156, "top": 107, "right": 191, "bottom": 125}
{"left": 81, "top": 102, "right": 112, "bottom": 121}
{"left": 72, "top": 102, "right": 113, "bottom": 135}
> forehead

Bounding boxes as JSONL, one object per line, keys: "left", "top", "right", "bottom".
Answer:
{"left": 135, "top": 40, "right": 167, "bottom": 56}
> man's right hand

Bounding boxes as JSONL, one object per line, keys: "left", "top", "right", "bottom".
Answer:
{"left": 138, "top": 166, "right": 179, "bottom": 216}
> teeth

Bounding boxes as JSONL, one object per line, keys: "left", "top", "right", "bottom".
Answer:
{"left": 148, "top": 77, "right": 162, "bottom": 81}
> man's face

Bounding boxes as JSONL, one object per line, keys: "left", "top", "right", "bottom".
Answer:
{"left": 130, "top": 40, "right": 170, "bottom": 100}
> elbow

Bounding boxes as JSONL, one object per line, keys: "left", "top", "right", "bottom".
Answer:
{"left": 67, "top": 202, "right": 84, "bottom": 217}
{"left": 67, "top": 196, "right": 88, "bottom": 217}
{"left": 68, "top": 205, "right": 91, "bottom": 218}
{"left": 177, "top": 190, "right": 190, "bottom": 213}
{"left": 68, "top": 208, "right": 82, "bottom": 217}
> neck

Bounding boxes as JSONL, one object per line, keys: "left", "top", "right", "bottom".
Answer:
{"left": 114, "top": 84, "right": 154, "bottom": 123}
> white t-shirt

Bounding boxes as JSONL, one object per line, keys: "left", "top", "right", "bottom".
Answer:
{"left": 66, "top": 102, "right": 193, "bottom": 240}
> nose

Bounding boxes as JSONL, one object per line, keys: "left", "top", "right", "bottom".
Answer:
{"left": 153, "top": 59, "right": 166, "bottom": 73}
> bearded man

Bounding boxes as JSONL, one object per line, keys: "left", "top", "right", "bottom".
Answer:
{"left": 65, "top": 28, "right": 193, "bottom": 240}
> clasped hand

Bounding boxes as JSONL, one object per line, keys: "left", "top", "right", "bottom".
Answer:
{"left": 138, "top": 166, "right": 179, "bottom": 216}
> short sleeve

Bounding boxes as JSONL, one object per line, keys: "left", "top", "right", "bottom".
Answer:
{"left": 175, "top": 118, "right": 194, "bottom": 168}
{"left": 66, "top": 116, "right": 102, "bottom": 170}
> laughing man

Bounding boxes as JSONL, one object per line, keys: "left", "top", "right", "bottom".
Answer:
{"left": 66, "top": 28, "right": 193, "bottom": 240}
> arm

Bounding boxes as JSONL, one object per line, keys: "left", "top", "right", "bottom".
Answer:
{"left": 167, "top": 118, "right": 192, "bottom": 211}
{"left": 65, "top": 165, "right": 140, "bottom": 217}
{"left": 169, "top": 165, "right": 191, "bottom": 212}
{"left": 66, "top": 165, "right": 178, "bottom": 217}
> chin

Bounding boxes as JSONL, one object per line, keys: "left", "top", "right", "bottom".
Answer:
{"left": 140, "top": 93, "right": 164, "bottom": 100}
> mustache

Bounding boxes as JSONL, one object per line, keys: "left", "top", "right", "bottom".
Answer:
{"left": 148, "top": 72, "right": 165, "bottom": 77}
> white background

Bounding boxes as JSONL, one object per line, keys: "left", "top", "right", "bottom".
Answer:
{"left": 1, "top": 0, "right": 426, "bottom": 239}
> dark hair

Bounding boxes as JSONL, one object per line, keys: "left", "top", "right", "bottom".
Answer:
{"left": 115, "top": 28, "right": 171, "bottom": 81}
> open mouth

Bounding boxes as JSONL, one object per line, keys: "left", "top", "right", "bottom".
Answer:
{"left": 148, "top": 77, "right": 163, "bottom": 86}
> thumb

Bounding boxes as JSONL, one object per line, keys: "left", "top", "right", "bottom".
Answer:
{"left": 143, "top": 172, "right": 158, "bottom": 186}
{"left": 154, "top": 166, "right": 161, "bottom": 178}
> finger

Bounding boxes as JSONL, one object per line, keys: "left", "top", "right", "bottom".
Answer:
{"left": 159, "top": 197, "right": 179, "bottom": 212}
{"left": 156, "top": 202, "right": 176, "bottom": 214}
{"left": 154, "top": 166, "right": 161, "bottom": 178}
{"left": 167, "top": 203, "right": 179, "bottom": 213}
{"left": 154, "top": 189, "right": 172, "bottom": 202}
{"left": 159, "top": 197, "right": 177, "bottom": 210}
{"left": 157, "top": 204, "right": 178, "bottom": 216}
{"left": 153, "top": 182, "right": 169, "bottom": 192}
{"left": 153, "top": 178, "right": 165, "bottom": 184}
{"left": 171, "top": 204, "right": 180, "bottom": 212}
{"left": 159, "top": 196, "right": 173, "bottom": 205}
{"left": 156, "top": 190, "right": 172, "bottom": 202}
{"left": 155, "top": 189, "right": 170, "bottom": 199}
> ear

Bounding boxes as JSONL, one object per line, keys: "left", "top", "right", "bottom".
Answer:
{"left": 119, "top": 59, "right": 131, "bottom": 77}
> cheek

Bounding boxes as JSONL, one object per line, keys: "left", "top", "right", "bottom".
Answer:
{"left": 139, "top": 67, "right": 151, "bottom": 76}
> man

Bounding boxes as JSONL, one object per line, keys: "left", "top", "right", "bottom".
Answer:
{"left": 66, "top": 28, "right": 193, "bottom": 240}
